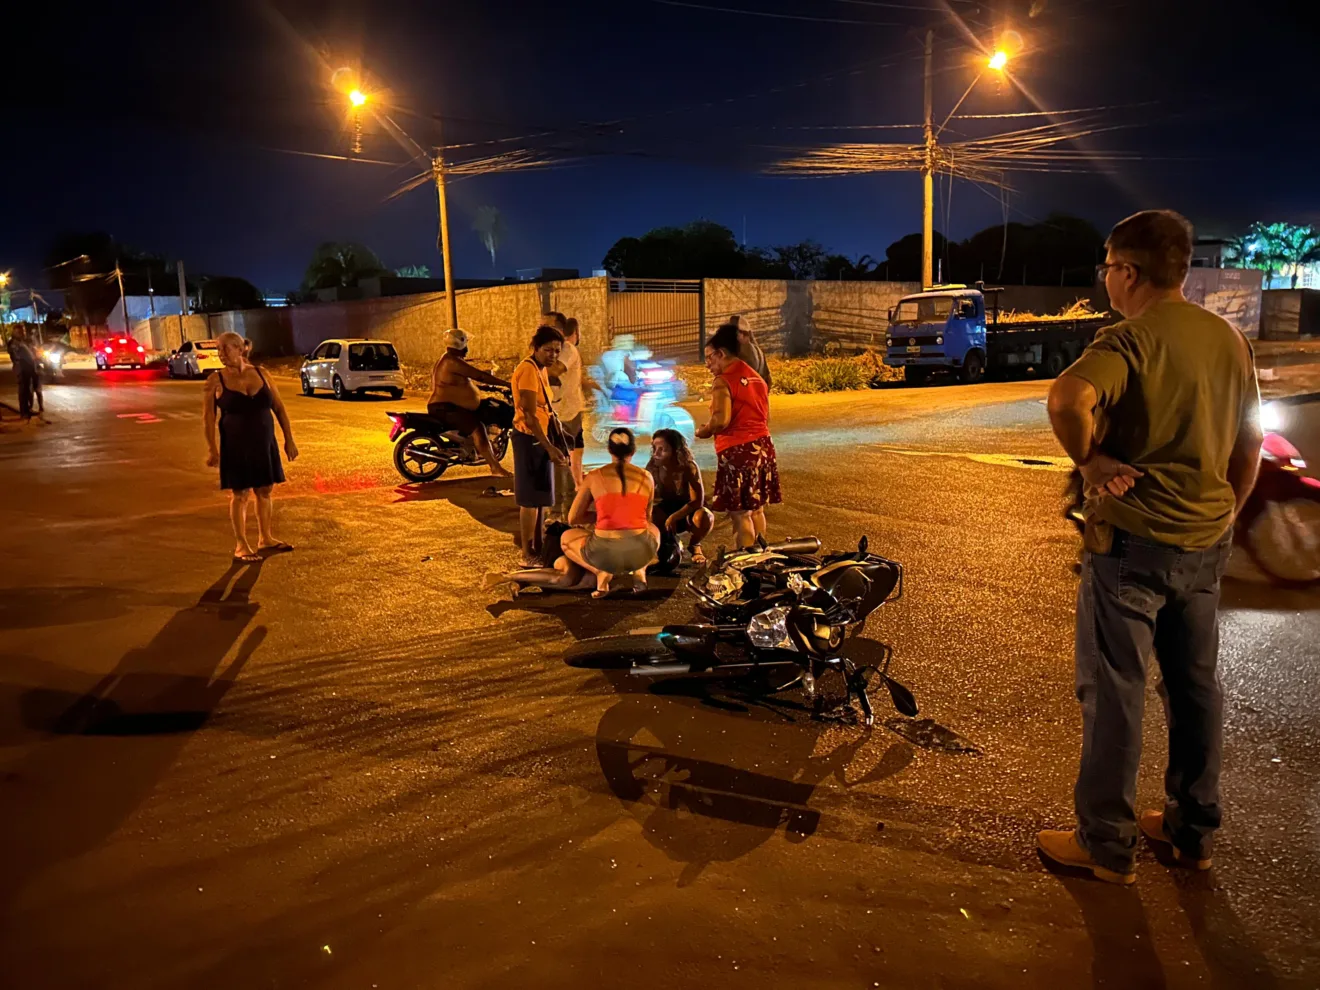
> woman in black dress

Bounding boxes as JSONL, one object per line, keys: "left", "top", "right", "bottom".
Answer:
{"left": 202, "top": 332, "right": 299, "bottom": 563}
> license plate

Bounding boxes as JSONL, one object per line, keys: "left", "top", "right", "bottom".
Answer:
{"left": 370, "top": 375, "right": 387, "bottom": 380}
{"left": 906, "top": 345, "right": 921, "bottom": 354}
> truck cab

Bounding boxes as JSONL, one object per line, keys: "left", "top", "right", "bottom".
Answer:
{"left": 885, "top": 286, "right": 987, "bottom": 385}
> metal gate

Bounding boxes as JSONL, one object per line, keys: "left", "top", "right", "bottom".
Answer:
{"left": 607, "top": 279, "right": 702, "bottom": 361}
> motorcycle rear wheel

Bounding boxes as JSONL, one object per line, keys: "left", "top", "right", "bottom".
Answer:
{"left": 1245, "top": 498, "right": 1320, "bottom": 585}
{"left": 394, "top": 431, "right": 451, "bottom": 483}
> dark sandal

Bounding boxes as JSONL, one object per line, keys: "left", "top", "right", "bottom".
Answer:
{"left": 233, "top": 552, "right": 262, "bottom": 564}
{"left": 259, "top": 542, "right": 294, "bottom": 554}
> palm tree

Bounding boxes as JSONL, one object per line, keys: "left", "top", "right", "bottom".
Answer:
{"left": 472, "top": 206, "right": 505, "bottom": 270}
{"left": 300, "top": 242, "right": 391, "bottom": 293}
{"left": 1267, "top": 222, "right": 1320, "bottom": 288}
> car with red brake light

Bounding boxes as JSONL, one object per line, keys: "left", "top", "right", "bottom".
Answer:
{"left": 95, "top": 336, "right": 148, "bottom": 370}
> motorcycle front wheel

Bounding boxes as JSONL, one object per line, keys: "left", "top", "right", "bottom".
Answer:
{"left": 1245, "top": 498, "right": 1320, "bottom": 585}
{"left": 393, "top": 431, "right": 452, "bottom": 483}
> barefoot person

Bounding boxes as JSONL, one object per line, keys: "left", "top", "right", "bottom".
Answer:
{"left": 647, "top": 428, "right": 714, "bottom": 567}
{"left": 428, "top": 328, "right": 513, "bottom": 478}
{"left": 512, "top": 325, "right": 569, "bottom": 565}
{"left": 202, "top": 332, "right": 299, "bottom": 563}
{"left": 1037, "top": 210, "right": 1261, "bottom": 884}
{"left": 561, "top": 428, "right": 661, "bottom": 597}
{"left": 696, "top": 322, "right": 780, "bottom": 548}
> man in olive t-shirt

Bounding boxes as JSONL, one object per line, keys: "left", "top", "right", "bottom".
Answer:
{"left": 1037, "top": 210, "right": 1262, "bottom": 884}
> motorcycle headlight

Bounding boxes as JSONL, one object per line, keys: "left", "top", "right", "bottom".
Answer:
{"left": 746, "top": 606, "right": 797, "bottom": 651}
{"left": 1259, "top": 400, "right": 1283, "bottom": 433}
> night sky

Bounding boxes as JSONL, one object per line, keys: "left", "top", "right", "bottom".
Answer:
{"left": 5, "top": 0, "right": 1315, "bottom": 293}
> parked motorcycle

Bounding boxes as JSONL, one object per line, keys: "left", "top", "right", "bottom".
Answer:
{"left": 387, "top": 385, "right": 515, "bottom": 483}
{"left": 1063, "top": 399, "right": 1320, "bottom": 585}
{"left": 590, "top": 359, "right": 695, "bottom": 444}
{"left": 570, "top": 535, "right": 918, "bottom": 726}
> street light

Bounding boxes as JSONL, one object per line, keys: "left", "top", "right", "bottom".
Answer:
{"left": 348, "top": 89, "right": 367, "bottom": 108}
{"left": 920, "top": 32, "right": 1021, "bottom": 288}
{"left": 0, "top": 272, "right": 9, "bottom": 288}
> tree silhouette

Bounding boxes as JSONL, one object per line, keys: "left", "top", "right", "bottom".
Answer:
{"left": 472, "top": 206, "right": 505, "bottom": 270}
{"left": 300, "top": 242, "right": 391, "bottom": 293}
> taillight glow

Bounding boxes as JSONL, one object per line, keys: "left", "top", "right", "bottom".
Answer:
{"left": 118, "top": 338, "right": 127, "bottom": 344}
{"left": 1262, "top": 433, "right": 1302, "bottom": 462}
{"left": 104, "top": 346, "right": 113, "bottom": 354}
{"left": 136, "top": 345, "right": 145, "bottom": 353}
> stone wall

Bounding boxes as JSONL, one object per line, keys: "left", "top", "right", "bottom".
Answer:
{"left": 702, "top": 279, "right": 921, "bottom": 354}
{"left": 286, "top": 277, "right": 610, "bottom": 368}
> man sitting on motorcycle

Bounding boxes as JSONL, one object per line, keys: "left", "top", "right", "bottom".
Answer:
{"left": 427, "top": 328, "right": 514, "bottom": 478}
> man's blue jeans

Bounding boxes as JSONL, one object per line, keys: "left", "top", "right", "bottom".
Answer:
{"left": 1074, "top": 529, "right": 1232, "bottom": 874}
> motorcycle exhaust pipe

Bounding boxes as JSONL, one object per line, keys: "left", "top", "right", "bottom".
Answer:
{"left": 628, "top": 661, "right": 693, "bottom": 677}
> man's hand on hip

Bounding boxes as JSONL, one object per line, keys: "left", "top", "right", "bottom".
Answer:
{"left": 1080, "top": 453, "right": 1143, "bottom": 498}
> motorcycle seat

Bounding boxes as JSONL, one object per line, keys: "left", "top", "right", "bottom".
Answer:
{"left": 811, "top": 560, "right": 872, "bottom": 601}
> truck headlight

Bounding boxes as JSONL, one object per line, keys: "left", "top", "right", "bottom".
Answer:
{"left": 886, "top": 336, "right": 893, "bottom": 347}
{"left": 747, "top": 607, "right": 797, "bottom": 651}
{"left": 936, "top": 335, "right": 943, "bottom": 345}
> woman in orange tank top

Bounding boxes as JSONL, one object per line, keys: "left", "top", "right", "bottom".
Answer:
{"left": 560, "top": 428, "right": 661, "bottom": 597}
{"left": 695, "top": 322, "right": 781, "bottom": 548}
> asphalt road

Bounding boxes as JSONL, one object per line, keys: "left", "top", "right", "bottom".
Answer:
{"left": 2, "top": 367, "right": 1318, "bottom": 990}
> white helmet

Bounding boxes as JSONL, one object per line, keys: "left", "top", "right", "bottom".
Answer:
{"left": 444, "top": 328, "right": 470, "bottom": 351}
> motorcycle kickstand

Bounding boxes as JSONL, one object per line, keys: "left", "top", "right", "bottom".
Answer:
{"left": 846, "top": 661, "right": 875, "bottom": 727}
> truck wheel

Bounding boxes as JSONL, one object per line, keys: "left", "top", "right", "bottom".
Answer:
{"left": 1043, "top": 350, "right": 1068, "bottom": 379}
{"left": 905, "top": 367, "right": 930, "bottom": 387}
{"left": 960, "top": 351, "right": 985, "bottom": 385}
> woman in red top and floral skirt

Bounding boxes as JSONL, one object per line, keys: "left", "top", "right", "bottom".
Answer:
{"left": 695, "top": 322, "right": 781, "bottom": 548}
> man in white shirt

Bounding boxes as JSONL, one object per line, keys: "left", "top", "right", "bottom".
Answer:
{"left": 551, "top": 316, "right": 588, "bottom": 491}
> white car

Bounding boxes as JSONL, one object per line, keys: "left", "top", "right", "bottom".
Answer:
{"left": 301, "top": 338, "right": 405, "bottom": 400}
{"left": 167, "top": 339, "right": 225, "bottom": 379}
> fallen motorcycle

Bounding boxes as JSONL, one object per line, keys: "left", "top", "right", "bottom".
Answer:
{"left": 387, "top": 385, "right": 515, "bottom": 483}
{"left": 569, "top": 535, "right": 917, "bottom": 726}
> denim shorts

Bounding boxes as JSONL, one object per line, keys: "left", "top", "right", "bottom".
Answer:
{"left": 583, "top": 531, "right": 658, "bottom": 574}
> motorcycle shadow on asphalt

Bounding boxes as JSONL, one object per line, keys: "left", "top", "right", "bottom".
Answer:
{"left": 392, "top": 475, "right": 522, "bottom": 539}
{"left": 585, "top": 664, "right": 919, "bottom": 886}
{"left": 0, "top": 560, "right": 267, "bottom": 916}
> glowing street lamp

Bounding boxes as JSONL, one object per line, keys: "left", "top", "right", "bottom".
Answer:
{"left": 0, "top": 272, "right": 10, "bottom": 288}
{"left": 988, "top": 50, "right": 1009, "bottom": 71}
{"left": 348, "top": 89, "right": 367, "bottom": 107}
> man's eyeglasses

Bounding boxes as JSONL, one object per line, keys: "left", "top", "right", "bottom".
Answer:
{"left": 1096, "top": 261, "right": 1140, "bottom": 280}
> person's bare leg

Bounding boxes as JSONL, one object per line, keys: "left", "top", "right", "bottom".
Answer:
{"left": 561, "top": 530, "right": 611, "bottom": 596}
{"left": 519, "top": 507, "right": 540, "bottom": 565}
{"left": 752, "top": 507, "right": 767, "bottom": 541}
{"left": 254, "top": 485, "right": 276, "bottom": 547}
{"left": 730, "top": 511, "right": 756, "bottom": 548}
{"left": 689, "top": 508, "right": 714, "bottom": 561}
{"left": 472, "top": 426, "right": 512, "bottom": 477}
{"left": 570, "top": 448, "right": 585, "bottom": 490}
{"left": 229, "top": 489, "right": 255, "bottom": 557}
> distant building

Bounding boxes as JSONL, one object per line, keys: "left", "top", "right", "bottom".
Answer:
{"left": 1191, "top": 238, "right": 1227, "bottom": 268}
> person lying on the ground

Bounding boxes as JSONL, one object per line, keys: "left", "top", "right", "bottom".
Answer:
{"left": 427, "top": 327, "right": 513, "bottom": 478}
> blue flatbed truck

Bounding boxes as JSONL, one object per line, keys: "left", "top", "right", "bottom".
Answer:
{"left": 883, "top": 283, "right": 1111, "bottom": 385}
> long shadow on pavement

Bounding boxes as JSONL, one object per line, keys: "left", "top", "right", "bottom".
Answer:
{"left": 0, "top": 561, "right": 267, "bottom": 921}
{"left": 392, "top": 475, "right": 521, "bottom": 539}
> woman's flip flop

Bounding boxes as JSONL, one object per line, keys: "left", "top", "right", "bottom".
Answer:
{"left": 259, "top": 542, "right": 295, "bottom": 554}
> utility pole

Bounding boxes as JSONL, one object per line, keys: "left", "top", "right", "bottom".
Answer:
{"left": 114, "top": 261, "right": 129, "bottom": 336}
{"left": 433, "top": 153, "right": 458, "bottom": 330}
{"left": 922, "top": 28, "right": 935, "bottom": 290}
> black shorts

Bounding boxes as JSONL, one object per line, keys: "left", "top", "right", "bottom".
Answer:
{"left": 512, "top": 431, "right": 556, "bottom": 508}
{"left": 654, "top": 496, "right": 695, "bottom": 533}
{"left": 561, "top": 413, "right": 586, "bottom": 450}
{"left": 428, "top": 399, "right": 511, "bottom": 435}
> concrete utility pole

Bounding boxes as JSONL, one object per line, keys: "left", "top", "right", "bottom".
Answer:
{"left": 922, "top": 28, "right": 935, "bottom": 290}
{"left": 114, "top": 261, "right": 129, "bottom": 335}
{"left": 433, "top": 155, "right": 458, "bottom": 330}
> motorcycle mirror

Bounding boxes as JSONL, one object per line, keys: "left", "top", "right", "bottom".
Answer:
{"left": 857, "top": 534, "right": 869, "bottom": 558}
{"left": 757, "top": 534, "right": 768, "bottom": 551}
{"left": 883, "top": 675, "right": 919, "bottom": 717}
